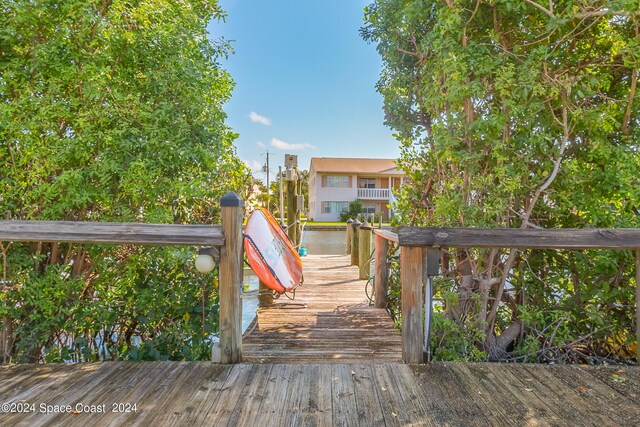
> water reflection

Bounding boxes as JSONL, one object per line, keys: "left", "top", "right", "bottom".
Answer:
{"left": 300, "top": 230, "right": 346, "bottom": 255}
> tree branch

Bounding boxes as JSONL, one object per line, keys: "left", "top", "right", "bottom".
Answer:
{"left": 622, "top": 69, "right": 638, "bottom": 135}
{"left": 524, "top": 91, "right": 570, "bottom": 221}
{"left": 523, "top": 0, "right": 554, "bottom": 18}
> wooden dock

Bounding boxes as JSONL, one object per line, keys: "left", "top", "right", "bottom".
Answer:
{"left": 1, "top": 253, "right": 640, "bottom": 425}
{"left": 1, "top": 361, "right": 639, "bottom": 426}
{"left": 243, "top": 254, "right": 402, "bottom": 363}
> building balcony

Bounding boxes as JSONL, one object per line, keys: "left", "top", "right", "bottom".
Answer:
{"left": 357, "top": 188, "right": 390, "bottom": 200}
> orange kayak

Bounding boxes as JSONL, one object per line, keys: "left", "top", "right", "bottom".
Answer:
{"left": 243, "top": 208, "right": 303, "bottom": 294}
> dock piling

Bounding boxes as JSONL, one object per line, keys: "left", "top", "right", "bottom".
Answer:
{"left": 358, "top": 220, "right": 372, "bottom": 280}
{"left": 350, "top": 219, "right": 361, "bottom": 266}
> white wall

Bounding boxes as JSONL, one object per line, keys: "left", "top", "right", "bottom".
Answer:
{"left": 310, "top": 173, "right": 358, "bottom": 222}
{"left": 309, "top": 170, "right": 402, "bottom": 222}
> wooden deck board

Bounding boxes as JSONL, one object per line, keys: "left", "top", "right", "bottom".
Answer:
{"left": 243, "top": 254, "right": 402, "bottom": 364}
{"left": 0, "top": 362, "right": 639, "bottom": 425}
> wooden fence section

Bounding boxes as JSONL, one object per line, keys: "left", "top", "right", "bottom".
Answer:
{"left": 374, "top": 227, "right": 640, "bottom": 364}
{"left": 0, "top": 361, "right": 638, "bottom": 426}
{"left": 0, "top": 192, "right": 244, "bottom": 364}
{"left": 243, "top": 254, "right": 402, "bottom": 364}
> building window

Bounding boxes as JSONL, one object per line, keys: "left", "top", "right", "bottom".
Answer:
{"left": 362, "top": 203, "right": 377, "bottom": 214}
{"left": 323, "top": 175, "right": 350, "bottom": 188}
{"left": 322, "top": 201, "right": 349, "bottom": 214}
{"left": 359, "top": 178, "right": 376, "bottom": 189}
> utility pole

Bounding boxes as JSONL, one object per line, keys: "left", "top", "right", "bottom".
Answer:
{"left": 278, "top": 166, "right": 284, "bottom": 225}
{"left": 263, "top": 151, "right": 270, "bottom": 210}
{"left": 284, "top": 154, "right": 299, "bottom": 246}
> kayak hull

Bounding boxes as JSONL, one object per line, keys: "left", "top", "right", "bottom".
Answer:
{"left": 244, "top": 209, "right": 303, "bottom": 294}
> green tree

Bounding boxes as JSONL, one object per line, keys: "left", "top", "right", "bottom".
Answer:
{"left": 339, "top": 200, "right": 363, "bottom": 222}
{"left": 0, "top": 0, "right": 248, "bottom": 362}
{"left": 363, "top": 1, "right": 640, "bottom": 361}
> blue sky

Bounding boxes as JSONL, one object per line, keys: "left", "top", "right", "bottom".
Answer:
{"left": 208, "top": 0, "right": 398, "bottom": 183}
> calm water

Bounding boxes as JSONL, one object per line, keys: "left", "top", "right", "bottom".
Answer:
{"left": 300, "top": 229, "right": 346, "bottom": 255}
{"left": 241, "top": 229, "right": 346, "bottom": 332}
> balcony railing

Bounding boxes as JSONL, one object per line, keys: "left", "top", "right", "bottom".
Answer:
{"left": 357, "top": 188, "right": 390, "bottom": 200}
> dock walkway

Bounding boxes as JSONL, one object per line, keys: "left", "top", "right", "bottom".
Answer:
{"left": 243, "top": 254, "right": 402, "bottom": 363}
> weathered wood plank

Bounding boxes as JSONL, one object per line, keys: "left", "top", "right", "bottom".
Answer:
{"left": 331, "top": 364, "right": 359, "bottom": 426}
{"left": 412, "top": 364, "right": 492, "bottom": 426}
{"left": 372, "top": 364, "right": 437, "bottom": 427}
{"left": 373, "top": 228, "right": 399, "bottom": 243}
{"left": 197, "top": 364, "right": 253, "bottom": 425}
{"left": 486, "top": 364, "right": 564, "bottom": 426}
{"left": 400, "top": 247, "right": 424, "bottom": 364}
{"left": 177, "top": 364, "right": 232, "bottom": 426}
{"left": 545, "top": 364, "right": 640, "bottom": 426}
{"left": 256, "top": 364, "right": 294, "bottom": 426}
{"left": 0, "top": 221, "right": 224, "bottom": 246}
{"left": 397, "top": 226, "right": 640, "bottom": 249}
{"left": 449, "top": 363, "right": 524, "bottom": 426}
{"left": 346, "top": 219, "right": 353, "bottom": 254}
{"left": 243, "top": 254, "right": 402, "bottom": 364}
{"left": 350, "top": 220, "right": 360, "bottom": 266}
{"left": 0, "top": 362, "right": 639, "bottom": 425}
{"left": 517, "top": 364, "right": 619, "bottom": 427}
{"left": 226, "top": 364, "right": 273, "bottom": 426}
{"left": 219, "top": 192, "right": 244, "bottom": 364}
{"left": 358, "top": 223, "right": 372, "bottom": 280}
{"left": 374, "top": 233, "right": 389, "bottom": 309}
{"left": 351, "top": 365, "right": 385, "bottom": 426}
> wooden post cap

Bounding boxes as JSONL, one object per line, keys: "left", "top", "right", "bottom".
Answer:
{"left": 220, "top": 191, "right": 244, "bottom": 207}
{"left": 360, "top": 221, "right": 372, "bottom": 230}
{"left": 346, "top": 218, "right": 354, "bottom": 224}
{"left": 352, "top": 219, "right": 362, "bottom": 228}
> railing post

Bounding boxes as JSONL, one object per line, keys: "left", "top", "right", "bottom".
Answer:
{"left": 374, "top": 233, "right": 389, "bottom": 309}
{"left": 346, "top": 218, "right": 353, "bottom": 254}
{"left": 358, "top": 220, "right": 372, "bottom": 280}
{"left": 219, "top": 191, "right": 244, "bottom": 364}
{"left": 400, "top": 246, "right": 424, "bottom": 363}
{"left": 350, "top": 219, "right": 361, "bottom": 266}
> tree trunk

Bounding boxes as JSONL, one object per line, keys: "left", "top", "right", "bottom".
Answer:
{"left": 1, "top": 318, "right": 11, "bottom": 363}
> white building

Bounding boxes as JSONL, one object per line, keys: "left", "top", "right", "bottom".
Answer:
{"left": 308, "top": 157, "right": 404, "bottom": 222}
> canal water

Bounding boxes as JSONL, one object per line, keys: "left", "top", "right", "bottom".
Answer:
{"left": 241, "top": 229, "right": 345, "bottom": 332}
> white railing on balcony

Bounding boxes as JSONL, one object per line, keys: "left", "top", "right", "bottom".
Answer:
{"left": 357, "top": 188, "right": 390, "bottom": 200}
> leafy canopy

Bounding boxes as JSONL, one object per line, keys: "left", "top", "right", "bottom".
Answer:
{"left": 363, "top": 0, "right": 640, "bottom": 362}
{"left": 0, "top": 0, "right": 250, "bottom": 362}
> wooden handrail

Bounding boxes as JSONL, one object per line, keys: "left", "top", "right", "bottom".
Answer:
{"left": 0, "top": 192, "right": 244, "bottom": 365}
{"left": 0, "top": 221, "right": 224, "bottom": 246}
{"left": 373, "top": 229, "right": 399, "bottom": 243}
{"left": 374, "top": 226, "right": 640, "bottom": 364}
{"left": 398, "top": 227, "right": 640, "bottom": 249}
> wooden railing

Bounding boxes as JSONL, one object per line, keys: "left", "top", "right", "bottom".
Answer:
{"left": 0, "top": 192, "right": 245, "bottom": 364}
{"left": 374, "top": 227, "right": 640, "bottom": 364}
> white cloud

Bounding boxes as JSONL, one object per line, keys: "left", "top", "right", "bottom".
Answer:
{"left": 257, "top": 141, "right": 266, "bottom": 148}
{"left": 249, "top": 111, "right": 271, "bottom": 126}
{"left": 243, "top": 159, "right": 263, "bottom": 172}
{"left": 270, "top": 138, "right": 315, "bottom": 151}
